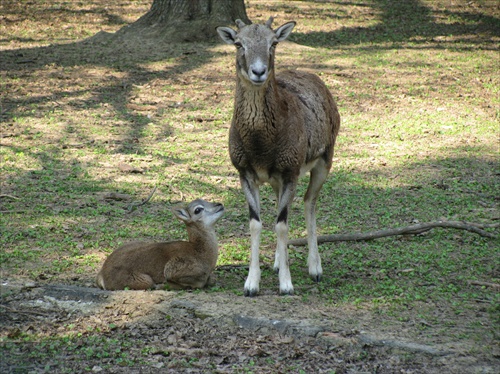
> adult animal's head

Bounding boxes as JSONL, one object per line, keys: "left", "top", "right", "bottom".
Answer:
{"left": 217, "top": 17, "right": 295, "bottom": 87}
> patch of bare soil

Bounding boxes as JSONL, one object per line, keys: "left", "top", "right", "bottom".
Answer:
{"left": 1, "top": 280, "right": 496, "bottom": 373}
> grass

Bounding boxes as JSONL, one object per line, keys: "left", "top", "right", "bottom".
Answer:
{"left": 0, "top": 0, "right": 499, "bottom": 368}
{"left": 2, "top": 328, "right": 142, "bottom": 372}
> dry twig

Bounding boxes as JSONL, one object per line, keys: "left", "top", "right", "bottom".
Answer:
{"left": 288, "top": 221, "right": 499, "bottom": 246}
{"left": 127, "top": 185, "right": 157, "bottom": 212}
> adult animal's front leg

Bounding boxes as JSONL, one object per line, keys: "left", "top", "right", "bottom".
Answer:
{"left": 304, "top": 160, "right": 330, "bottom": 282}
{"left": 241, "top": 174, "right": 262, "bottom": 297}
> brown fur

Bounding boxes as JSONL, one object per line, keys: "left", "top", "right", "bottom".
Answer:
{"left": 230, "top": 69, "right": 340, "bottom": 176}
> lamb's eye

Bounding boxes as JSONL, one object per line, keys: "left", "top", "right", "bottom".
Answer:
{"left": 234, "top": 42, "right": 243, "bottom": 49}
{"left": 271, "top": 41, "right": 278, "bottom": 48}
{"left": 194, "top": 207, "right": 204, "bottom": 215}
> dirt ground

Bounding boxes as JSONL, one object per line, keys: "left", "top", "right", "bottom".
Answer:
{"left": 1, "top": 278, "right": 497, "bottom": 373}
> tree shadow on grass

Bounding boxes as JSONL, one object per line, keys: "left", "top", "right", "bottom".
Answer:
{"left": 289, "top": 0, "right": 500, "bottom": 50}
{"left": 1, "top": 0, "right": 498, "bottom": 161}
{"left": 0, "top": 30, "right": 218, "bottom": 152}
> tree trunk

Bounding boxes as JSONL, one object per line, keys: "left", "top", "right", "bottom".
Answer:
{"left": 116, "top": 0, "right": 250, "bottom": 42}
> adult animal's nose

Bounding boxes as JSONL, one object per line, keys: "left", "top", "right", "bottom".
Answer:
{"left": 252, "top": 67, "right": 266, "bottom": 77}
{"left": 249, "top": 62, "right": 268, "bottom": 84}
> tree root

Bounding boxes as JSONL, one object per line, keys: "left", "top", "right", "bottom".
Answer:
{"left": 288, "top": 221, "right": 499, "bottom": 246}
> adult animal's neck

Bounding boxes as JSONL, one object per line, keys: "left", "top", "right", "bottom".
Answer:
{"left": 234, "top": 74, "right": 280, "bottom": 127}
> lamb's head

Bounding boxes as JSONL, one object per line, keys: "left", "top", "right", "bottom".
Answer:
{"left": 217, "top": 17, "right": 295, "bottom": 86}
{"left": 172, "top": 199, "right": 225, "bottom": 228}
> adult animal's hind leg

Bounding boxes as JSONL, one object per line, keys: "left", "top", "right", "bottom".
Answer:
{"left": 270, "top": 179, "right": 282, "bottom": 274}
{"left": 304, "top": 159, "right": 330, "bottom": 282}
{"left": 275, "top": 178, "right": 297, "bottom": 295}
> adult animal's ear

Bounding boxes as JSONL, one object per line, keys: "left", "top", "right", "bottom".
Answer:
{"left": 216, "top": 26, "right": 237, "bottom": 45}
{"left": 275, "top": 21, "right": 296, "bottom": 42}
{"left": 172, "top": 205, "right": 190, "bottom": 222}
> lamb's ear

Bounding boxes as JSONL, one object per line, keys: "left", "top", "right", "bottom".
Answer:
{"left": 275, "top": 21, "right": 296, "bottom": 42}
{"left": 172, "top": 205, "right": 190, "bottom": 222}
{"left": 216, "top": 26, "right": 237, "bottom": 45}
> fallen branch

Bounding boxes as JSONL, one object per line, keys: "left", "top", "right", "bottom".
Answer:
{"left": 468, "top": 280, "right": 500, "bottom": 290}
{"left": 216, "top": 264, "right": 249, "bottom": 271}
{"left": 288, "top": 221, "right": 499, "bottom": 246}
{"left": 0, "top": 194, "right": 19, "bottom": 200}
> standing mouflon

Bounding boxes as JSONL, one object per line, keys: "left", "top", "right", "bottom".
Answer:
{"left": 217, "top": 18, "right": 340, "bottom": 296}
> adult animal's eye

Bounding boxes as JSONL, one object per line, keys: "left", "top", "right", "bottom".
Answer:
{"left": 194, "top": 207, "right": 204, "bottom": 215}
{"left": 234, "top": 42, "right": 243, "bottom": 49}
